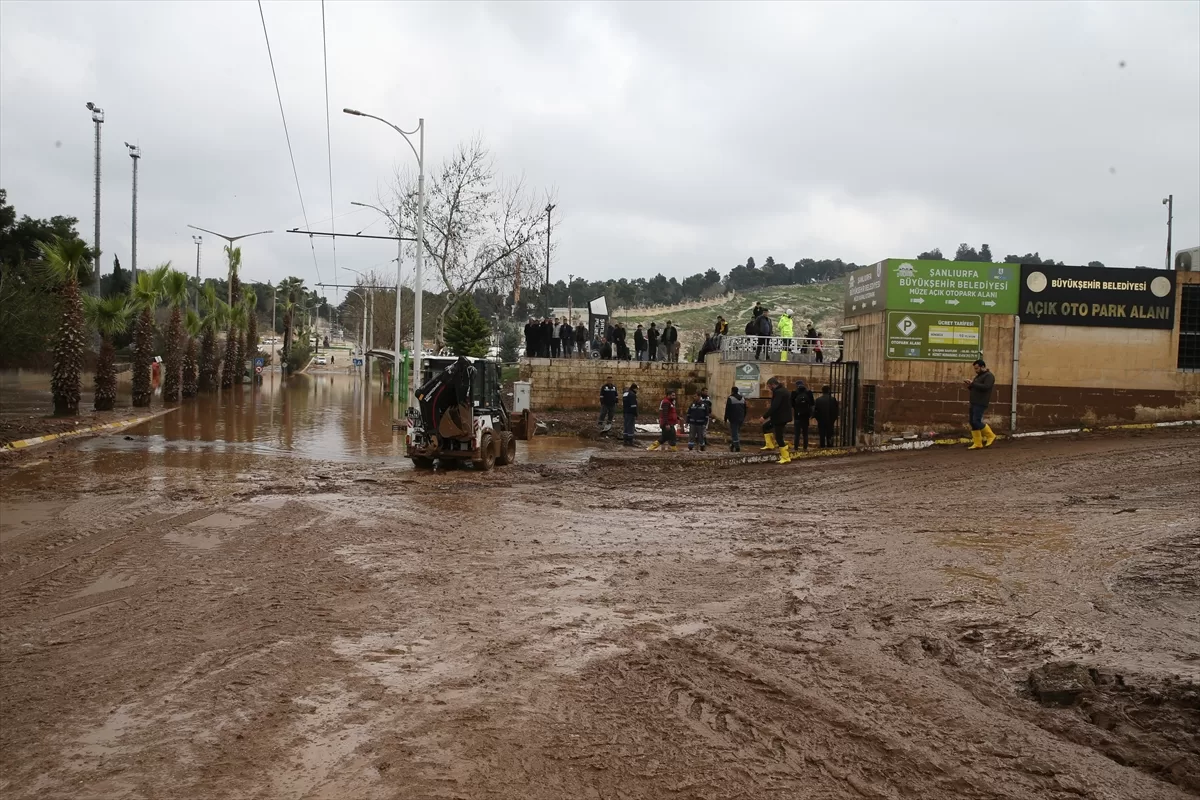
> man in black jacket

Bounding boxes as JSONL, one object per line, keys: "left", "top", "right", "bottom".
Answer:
{"left": 964, "top": 358, "right": 996, "bottom": 449}
{"left": 647, "top": 323, "right": 660, "bottom": 361}
{"left": 755, "top": 312, "right": 772, "bottom": 361}
{"left": 813, "top": 385, "right": 839, "bottom": 448}
{"left": 574, "top": 323, "right": 588, "bottom": 358}
{"left": 634, "top": 324, "right": 646, "bottom": 361}
{"left": 759, "top": 377, "right": 792, "bottom": 463}
{"left": 524, "top": 318, "right": 535, "bottom": 358}
{"left": 614, "top": 322, "right": 629, "bottom": 361}
{"left": 791, "top": 379, "right": 815, "bottom": 451}
{"left": 540, "top": 318, "right": 554, "bottom": 357}
{"left": 599, "top": 376, "right": 618, "bottom": 434}
{"left": 622, "top": 382, "right": 639, "bottom": 446}
{"left": 723, "top": 386, "right": 747, "bottom": 451}
{"left": 560, "top": 319, "right": 574, "bottom": 358}
{"left": 661, "top": 321, "right": 678, "bottom": 362}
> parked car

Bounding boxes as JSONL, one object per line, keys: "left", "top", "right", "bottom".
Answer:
{"left": 315, "top": 355, "right": 327, "bottom": 365}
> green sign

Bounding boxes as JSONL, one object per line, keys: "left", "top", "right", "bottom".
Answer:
{"left": 886, "top": 259, "right": 1018, "bottom": 314}
{"left": 845, "top": 262, "right": 886, "bottom": 317}
{"left": 886, "top": 311, "right": 983, "bottom": 362}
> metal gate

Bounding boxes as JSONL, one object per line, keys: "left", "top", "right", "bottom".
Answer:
{"left": 826, "top": 361, "right": 860, "bottom": 447}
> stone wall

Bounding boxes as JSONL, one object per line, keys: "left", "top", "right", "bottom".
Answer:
{"left": 518, "top": 358, "right": 709, "bottom": 410}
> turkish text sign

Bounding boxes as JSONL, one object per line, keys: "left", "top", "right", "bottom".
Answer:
{"left": 886, "top": 311, "right": 983, "bottom": 362}
{"left": 886, "top": 259, "right": 1018, "bottom": 314}
{"left": 1019, "top": 265, "right": 1176, "bottom": 328}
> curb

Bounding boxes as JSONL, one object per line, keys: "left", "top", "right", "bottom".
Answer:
{"left": 1, "top": 409, "right": 176, "bottom": 451}
{"left": 589, "top": 418, "right": 1199, "bottom": 468}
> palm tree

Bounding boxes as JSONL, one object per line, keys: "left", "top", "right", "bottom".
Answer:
{"left": 130, "top": 265, "right": 168, "bottom": 407}
{"left": 243, "top": 289, "right": 259, "bottom": 377}
{"left": 278, "top": 277, "right": 305, "bottom": 366}
{"left": 38, "top": 237, "right": 93, "bottom": 416}
{"left": 160, "top": 270, "right": 190, "bottom": 402}
{"left": 182, "top": 309, "right": 201, "bottom": 398}
{"left": 226, "top": 302, "right": 248, "bottom": 387}
{"left": 83, "top": 295, "right": 133, "bottom": 411}
{"left": 198, "top": 284, "right": 222, "bottom": 393}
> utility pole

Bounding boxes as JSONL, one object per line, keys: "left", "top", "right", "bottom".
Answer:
{"left": 125, "top": 143, "right": 141, "bottom": 282}
{"left": 568, "top": 272, "right": 574, "bottom": 324}
{"left": 185, "top": 225, "right": 273, "bottom": 305}
{"left": 192, "top": 236, "right": 202, "bottom": 312}
{"left": 1163, "top": 195, "right": 1174, "bottom": 270}
{"left": 85, "top": 102, "right": 104, "bottom": 293}
{"left": 544, "top": 203, "right": 555, "bottom": 316}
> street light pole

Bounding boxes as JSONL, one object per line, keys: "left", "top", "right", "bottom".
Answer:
{"left": 1163, "top": 195, "right": 1174, "bottom": 270}
{"left": 185, "top": 225, "right": 273, "bottom": 305}
{"left": 192, "top": 235, "right": 202, "bottom": 313}
{"left": 125, "top": 143, "right": 141, "bottom": 283}
{"left": 545, "top": 203, "right": 555, "bottom": 316}
{"left": 85, "top": 102, "right": 104, "bottom": 294}
{"left": 343, "top": 108, "right": 424, "bottom": 409}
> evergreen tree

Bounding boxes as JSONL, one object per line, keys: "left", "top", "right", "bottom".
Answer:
{"left": 444, "top": 298, "right": 490, "bottom": 358}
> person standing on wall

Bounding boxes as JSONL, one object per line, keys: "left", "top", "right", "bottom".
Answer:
{"left": 599, "top": 376, "right": 618, "bottom": 434}
{"left": 791, "top": 378, "right": 815, "bottom": 452}
{"left": 759, "top": 376, "right": 792, "bottom": 463}
{"left": 661, "top": 320, "right": 679, "bottom": 362}
{"left": 777, "top": 309, "right": 794, "bottom": 361}
{"left": 541, "top": 318, "right": 555, "bottom": 358}
{"left": 755, "top": 311, "right": 773, "bottom": 361}
{"left": 615, "top": 321, "right": 630, "bottom": 361}
{"left": 813, "top": 385, "right": 839, "bottom": 448}
{"left": 524, "top": 318, "right": 535, "bottom": 358}
{"left": 724, "top": 386, "right": 746, "bottom": 451}
{"left": 634, "top": 324, "right": 647, "bottom": 362}
{"left": 647, "top": 322, "right": 660, "bottom": 362}
{"left": 647, "top": 389, "right": 679, "bottom": 451}
{"left": 575, "top": 322, "right": 588, "bottom": 359}
{"left": 550, "top": 318, "right": 562, "bottom": 359}
{"left": 622, "top": 382, "right": 639, "bottom": 447}
{"left": 964, "top": 358, "right": 997, "bottom": 450}
{"left": 559, "top": 319, "right": 574, "bottom": 358}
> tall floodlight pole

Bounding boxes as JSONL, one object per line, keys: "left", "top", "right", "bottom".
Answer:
{"left": 544, "top": 203, "right": 555, "bottom": 316}
{"left": 351, "top": 200, "right": 405, "bottom": 416}
{"left": 85, "top": 102, "right": 104, "bottom": 294}
{"left": 192, "top": 235, "right": 203, "bottom": 312}
{"left": 125, "top": 143, "right": 141, "bottom": 283}
{"left": 185, "top": 225, "right": 273, "bottom": 305}
{"left": 344, "top": 108, "right": 424, "bottom": 410}
{"left": 1163, "top": 195, "right": 1174, "bottom": 270}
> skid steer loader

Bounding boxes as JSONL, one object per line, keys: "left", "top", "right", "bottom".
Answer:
{"left": 406, "top": 356, "right": 517, "bottom": 470}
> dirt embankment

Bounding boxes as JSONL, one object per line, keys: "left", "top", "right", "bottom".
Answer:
{"left": 0, "top": 430, "right": 1197, "bottom": 799}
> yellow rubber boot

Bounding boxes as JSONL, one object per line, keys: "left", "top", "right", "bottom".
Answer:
{"left": 967, "top": 430, "right": 984, "bottom": 450}
{"left": 761, "top": 433, "right": 777, "bottom": 451}
{"left": 647, "top": 441, "right": 660, "bottom": 451}
{"left": 982, "top": 425, "right": 997, "bottom": 447}
{"left": 778, "top": 444, "right": 791, "bottom": 464}
{"left": 669, "top": 444, "right": 678, "bottom": 452}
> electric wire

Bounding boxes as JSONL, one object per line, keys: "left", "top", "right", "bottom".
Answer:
{"left": 256, "top": 0, "right": 322, "bottom": 285}
{"left": 321, "top": 0, "right": 340, "bottom": 299}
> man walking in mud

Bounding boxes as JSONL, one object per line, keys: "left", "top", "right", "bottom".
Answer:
{"left": 759, "top": 377, "right": 792, "bottom": 463}
{"left": 965, "top": 358, "right": 997, "bottom": 449}
{"left": 599, "top": 376, "right": 618, "bottom": 435}
{"left": 647, "top": 389, "right": 679, "bottom": 451}
{"left": 622, "top": 382, "right": 639, "bottom": 446}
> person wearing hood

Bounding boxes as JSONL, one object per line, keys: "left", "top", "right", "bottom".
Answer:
{"left": 755, "top": 311, "right": 772, "bottom": 361}
{"left": 647, "top": 390, "right": 679, "bottom": 451}
{"left": 622, "top": 382, "right": 639, "bottom": 446}
{"left": 791, "top": 378, "right": 815, "bottom": 451}
{"left": 777, "top": 309, "right": 794, "bottom": 362}
{"left": 759, "top": 376, "right": 793, "bottom": 463}
{"left": 723, "top": 386, "right": 747, "bottom": 451}
{"left": 686, "top": 392, "right": 711, "bottom": 451}
{"left": 599, "top": 376, "right": 618, "bottom": 434}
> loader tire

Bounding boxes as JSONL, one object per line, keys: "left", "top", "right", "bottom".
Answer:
{"left": 474, "top": 433, "right": 496, "bottom": 472}
{"left": 496, "top": 431, "right": 516, "bottom": 466}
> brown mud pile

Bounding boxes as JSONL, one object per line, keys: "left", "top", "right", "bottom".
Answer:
{"left": 1, "top": 430, "right": 1197, "bottom": 799}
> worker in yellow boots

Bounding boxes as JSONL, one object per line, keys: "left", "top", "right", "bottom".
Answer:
{"left": 964, "top": 359, "right": 997, "bottom": 449}
{"left": 759, "top": 377, "right": 793, "bottom": 463}
{"left": 777, "top": 309, "right": 794, "bottom": 362}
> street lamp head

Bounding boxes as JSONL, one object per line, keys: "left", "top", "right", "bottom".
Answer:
{"left": 1163, "top": 197, "right": 1169, "bottom": 205}
{"left": 343, "top": 108, "right": 363, "bottom": 116}
{"left": 86, "top": 102, "right": 104, "bottom": 123}
{"left": 125, "top": 142, "right": 140, "bottom": 158}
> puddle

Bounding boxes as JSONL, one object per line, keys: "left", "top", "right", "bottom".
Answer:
{"left": 74, "top": 572, "right": 137, "bottom": 597}
{"left": 187, "top": 512, "right": 253, "bottom": 531}
{"left": 164, "top": 531, "right": 222, "bottom": 550}
{"left": 0, "top": 500, "right": 62, "bottom": 543}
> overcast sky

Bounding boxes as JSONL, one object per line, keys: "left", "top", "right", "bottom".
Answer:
{"left": 2, "top": 0, "right": 1197, "bottom": 300}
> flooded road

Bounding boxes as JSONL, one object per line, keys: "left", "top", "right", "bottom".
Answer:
{"left": 2, "top": 381, "right": 1197, "bottom": 799}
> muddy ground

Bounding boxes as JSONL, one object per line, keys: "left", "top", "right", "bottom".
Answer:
{"left": 1, "top": 430, "right": 1197, "bottom": 799}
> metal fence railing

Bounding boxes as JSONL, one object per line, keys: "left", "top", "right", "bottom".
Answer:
{"left": 718, "top": 335, "right": 843, "bottom": 363}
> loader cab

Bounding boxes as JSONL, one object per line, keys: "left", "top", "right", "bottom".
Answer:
{"left": 419, "top": 357, "right": 504, "bottom": 411}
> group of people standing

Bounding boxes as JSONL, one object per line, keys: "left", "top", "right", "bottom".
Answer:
{"left": 602, "top": 378, "right": 840, "bottom": 458}
{"left": 744, "top": 304, "right": 823, "bottom": 362}
{"left": 525, "top": 317, "right": 590, "bottom": 359}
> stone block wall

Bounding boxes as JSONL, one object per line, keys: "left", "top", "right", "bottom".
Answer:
{"left": 518, "top": 358, "right": 710, "bottom": 410}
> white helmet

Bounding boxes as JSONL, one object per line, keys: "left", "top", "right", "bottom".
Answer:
{"left": 786, "top": 308, "right": 794, "bottom": 315}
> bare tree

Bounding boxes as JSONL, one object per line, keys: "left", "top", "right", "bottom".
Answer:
{"left": 389, "top": 137, "right": 554, "bottom": 349}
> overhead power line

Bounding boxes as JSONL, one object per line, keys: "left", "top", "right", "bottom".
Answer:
{"left": 256, "top": 0, "right": 322, "bottom": 285}
{"left": 321, "top": 0, "right": 340, "bottom": 298}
